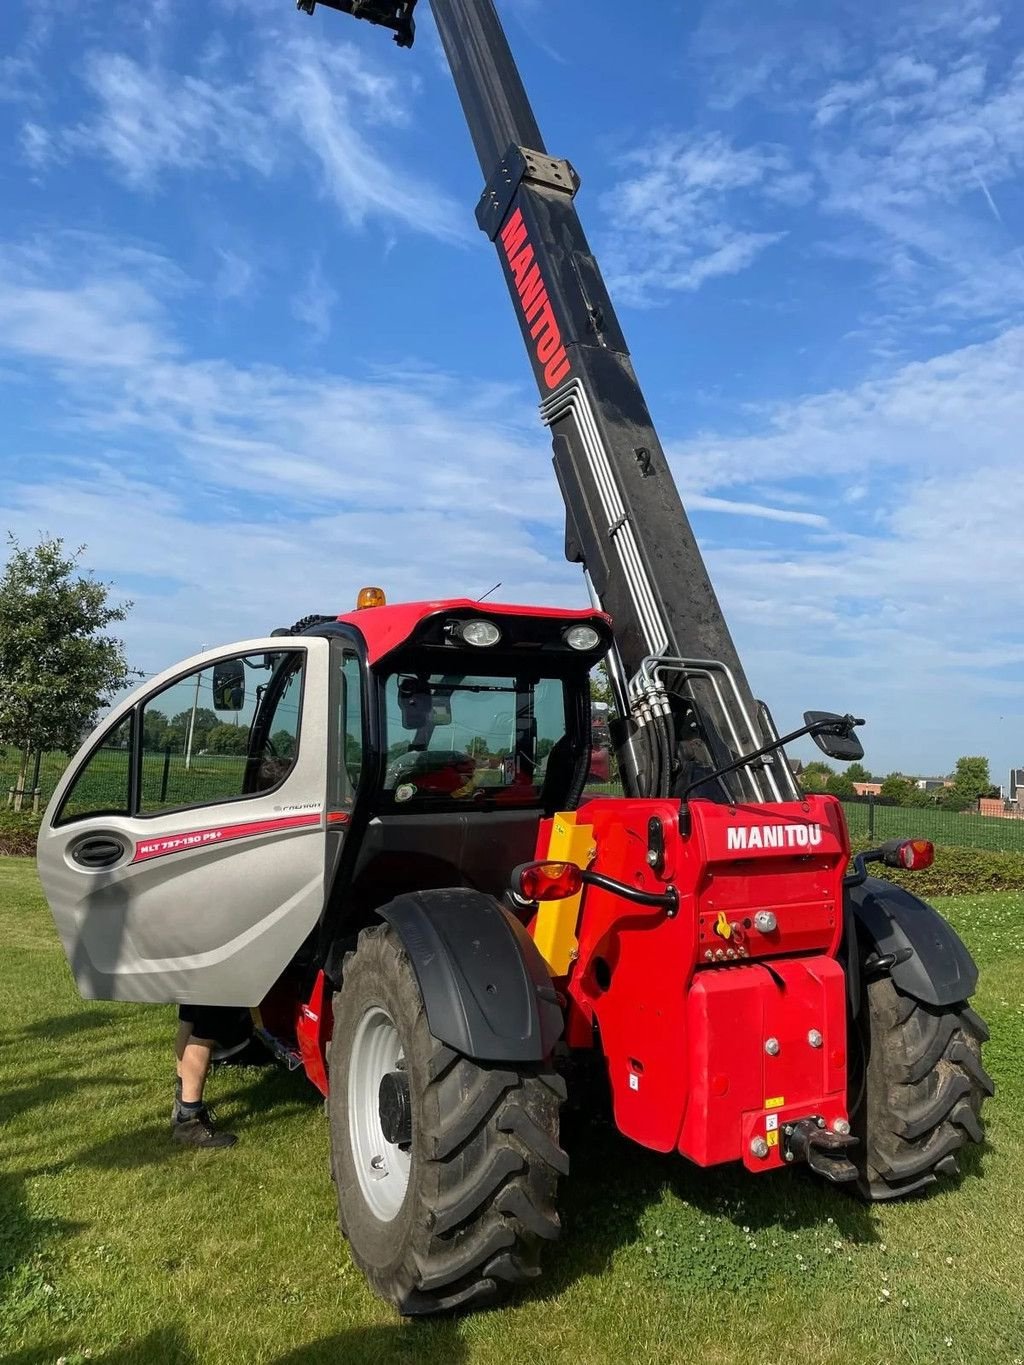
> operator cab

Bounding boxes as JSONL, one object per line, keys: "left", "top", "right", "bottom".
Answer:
{"left": 314, "top": 595, "right": 610, "bottom": 956}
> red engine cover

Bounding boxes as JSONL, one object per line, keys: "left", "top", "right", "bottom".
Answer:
{"left": 561, "top": 795, "right": 851, "bottom": 1163}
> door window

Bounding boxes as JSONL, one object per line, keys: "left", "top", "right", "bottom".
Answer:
{"left": 55, "top": 714, "right": 134, "bottom": 825}
{"left": 138, "top": 651, "right": 304, "bottom": 815}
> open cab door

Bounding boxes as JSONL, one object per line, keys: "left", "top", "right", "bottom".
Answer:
{"left": 37, "top": 636, "right": 336, "bottom": 1005}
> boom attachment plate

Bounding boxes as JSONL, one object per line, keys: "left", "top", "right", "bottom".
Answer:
{"left": 296, "top": 0, "right": 417, "bottom": 48}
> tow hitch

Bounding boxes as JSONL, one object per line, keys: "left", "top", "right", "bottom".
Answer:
{"left": 783, "top": 1118, "right": 859, "bottom": 1184}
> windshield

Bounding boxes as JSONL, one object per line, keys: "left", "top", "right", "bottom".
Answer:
{"left": 382, "top": 670, "right": 569, "bottom": 807}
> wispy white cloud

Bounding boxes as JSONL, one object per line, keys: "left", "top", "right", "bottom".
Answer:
{"left": 290, "top": 258, "right": 338, "bottom": 343}
{"left": 65, "top": 51, "right": 274, "bottom": 187}
{"left": 683, "top": 494, "right": 829, "bottom": 528}
{"left": 0, "top": 236, "right": 572, "bottom": 668}
{"left": 212, "top": 249, "right": 256, "bottom": 304}
{"left": 35, "top": 31, "right": 465, "bottom": 244}
{"left": 670, "top": 324, "right": 1024, "bottom": 770}
{"left": 600, "top": 132, "right": 810, "bottom": 304}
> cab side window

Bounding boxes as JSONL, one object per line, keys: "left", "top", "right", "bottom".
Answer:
{"left": 55, "top": 715, "right": 133, "bottom": 826}
{"left": 139, "top": 651, "right": 304, "bottom": 816}
{"left": 330, "top": 650, "right": 364, "bottom": 808}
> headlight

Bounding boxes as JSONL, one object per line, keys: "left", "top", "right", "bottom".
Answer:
{"left": 460, "top": 619, "right": 502, "bottom": 647}
{"left": 565, "top": 624, "right": 601, "bottom": 651}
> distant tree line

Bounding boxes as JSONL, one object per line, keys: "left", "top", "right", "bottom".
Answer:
{"left": 803, "top": 756, "right": 999, "bottom": 812}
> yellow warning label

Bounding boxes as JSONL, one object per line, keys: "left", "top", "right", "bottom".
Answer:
{"left": 765, "top": 1096, "right": 785, "bottom": 1109}
{"left": 766, "top": 1129, "right": 779, "bottom": 1148}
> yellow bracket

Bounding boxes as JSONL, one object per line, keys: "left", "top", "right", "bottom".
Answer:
{"left": 532, "top": 811, "right": 595, "bottom": 977}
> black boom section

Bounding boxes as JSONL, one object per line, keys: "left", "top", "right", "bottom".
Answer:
{"left": 427, "top": 0, "right": 767, "bottom": 784}
{"left": 847, "top": 877, "right": 979, "bottom": 1008}
{"left": 302, "top": 0, "right": 794, "bottom": 800}
{"left": 379, "top": 889, "right": 564, "bottom": 1062}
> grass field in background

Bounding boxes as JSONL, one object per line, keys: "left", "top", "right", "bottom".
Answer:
{"left": 2, "top": 858, "right": 1023, "bottom": 1364}
{"left": 2, "top": 750, "right": 250, "bottom": 818}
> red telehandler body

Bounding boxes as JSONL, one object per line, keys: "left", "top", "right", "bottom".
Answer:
{"left": 37, "top": 0, "right": 992, "bottom": 1316}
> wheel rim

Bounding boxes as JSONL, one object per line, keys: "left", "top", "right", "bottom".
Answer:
{"left": 348, "top": 1005, "right": 412, "bottom": 1222}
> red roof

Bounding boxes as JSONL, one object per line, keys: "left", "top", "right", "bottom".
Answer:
{"left": 334, "top": 598, "right": 611, "bottom": 664}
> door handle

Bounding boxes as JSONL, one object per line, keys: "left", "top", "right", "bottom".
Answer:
{"left": 72, "top": 837, "right": 127, "bottom": 869}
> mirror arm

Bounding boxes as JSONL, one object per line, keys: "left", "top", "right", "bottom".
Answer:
{"left": 677, "top": 715, "right": 851, "bottom": 797}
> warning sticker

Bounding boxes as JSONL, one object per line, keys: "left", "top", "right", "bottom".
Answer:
{"left": 765, "top": 1096, "right": 785, "bottom": 1109}
{"left": 766, "top": 1130, "right": 779, "bottom": 1149}
{"left": 766, "top": 1114, "right": 779, "bottom": 1132}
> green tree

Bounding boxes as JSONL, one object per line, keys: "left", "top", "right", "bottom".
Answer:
{"left": 802, "top": 760, "right": 835, "bottom": 793}
{"left": 0, "top": 537, "right": 132, "bottom": 808}
{"left": 270, "top": 728, "right": 296, "bottom": 757}
{"left": 142, "top": 708, "right": 172, "bottom": 752}
{"left": 825, "top": 772, "right": 856, "bottom": 799}
{"left": 207, "top": 724, "right": 249, "bottom": 755}
{"left": 940, "top": 756, "right": 994, "bottom": 812}
{"left": 844, "top": 761, "right": 873, "bottom": 783}
{"left": 171, "top": 707, "right": 219, "bottom": 752}
{"left": 589, "top": 661, "right": 614, "bottom": 709}
{"left": 879, "top": 773, "right": 913, "bottom": 804}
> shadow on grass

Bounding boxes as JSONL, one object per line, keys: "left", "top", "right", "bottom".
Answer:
{"left": 1, "top": 1075, "right": 139, "bottom": 1128}
{"left": 21, "top": 1007, "right": 122, "bottom": 1042}
{"left": 268, "top": 1321, "right": 468, "bottom": 1365}
{"left": 3, "top": 1326, "right": 198, "bottom": 1365}
{"left": 70, "top": 1067, "right": 322, "bottom": 1171}
{"left": 0, "top": 1172, "right": 88, "bottom": 1342}
{"left": 532, "top": 1103, "right": 884, "bottom": 1303}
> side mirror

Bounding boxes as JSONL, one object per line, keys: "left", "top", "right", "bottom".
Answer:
{"left": 212, "top": 659, "right": 246, "bottom": 712}
{"left": 804, "top": 710, "right": 865, "bottom": 761}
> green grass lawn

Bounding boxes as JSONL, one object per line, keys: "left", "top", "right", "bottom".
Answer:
{"left": 1, "top": 859, "right": 1022, "bottom": 1365}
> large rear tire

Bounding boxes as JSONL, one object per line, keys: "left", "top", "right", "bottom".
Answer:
{"left": 328, "top": 923, "right": 567, "bottom": 1315}
{"left": 851, "top": 975, "right": 993, "bottom": 1200}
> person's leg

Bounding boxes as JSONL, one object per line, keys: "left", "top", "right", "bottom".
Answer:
{"left": 176, "top": 1023, "right": 213, "bottom": 1104}
{"left": 172, "top": 1008, "right": 237, "bottom": 1148}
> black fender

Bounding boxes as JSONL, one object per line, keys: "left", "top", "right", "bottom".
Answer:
{"left": 378, "top": 888, "right": 563, "bottom": 1063}
{"left": 846, "top": 875, "right": 978, "bottom": 1008}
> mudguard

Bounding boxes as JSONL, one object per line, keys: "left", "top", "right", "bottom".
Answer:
{"left": 378, "top": 889, "right": 563, "bottom": 1063}
{"left": 846, "top": 875, "right": 978, "bottom": 1008}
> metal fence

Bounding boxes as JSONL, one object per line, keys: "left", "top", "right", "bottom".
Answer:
{"left": 839, "top": 798, "right": 1024, "bottom": 853}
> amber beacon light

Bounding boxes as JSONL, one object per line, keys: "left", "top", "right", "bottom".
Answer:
{"left": 356, "top": 586, "right": 387, "bottom": 609}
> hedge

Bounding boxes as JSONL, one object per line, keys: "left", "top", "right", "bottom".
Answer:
{"left": 0, "top": 811, "right": 42, "bottom": 857}
{"left": 849, "top": 839, "right": 1024, "bottom": 897}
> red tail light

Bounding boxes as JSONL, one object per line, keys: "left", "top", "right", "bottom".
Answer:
{"left": 898, "top": 839, "right": 935, "bottom": 870}
{"left": 517, "top": 861, "right": 583, "bottom": 901}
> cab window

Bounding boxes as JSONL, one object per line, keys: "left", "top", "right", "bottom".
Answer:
{"left": 330, "top": 649, "right": 364, "bottom": 809}
{"left": 382, "top": 671, "right": 568, "bottom": 806}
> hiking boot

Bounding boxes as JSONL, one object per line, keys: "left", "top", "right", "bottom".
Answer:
{"left": 171, "top": 1105, "right": 238, "bottom": 1149}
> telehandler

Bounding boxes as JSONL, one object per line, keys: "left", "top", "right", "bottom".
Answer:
{"left": 38, "top": 0, "right": 992, "bottom": 1315}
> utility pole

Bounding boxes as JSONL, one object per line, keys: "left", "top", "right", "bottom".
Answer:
{"left": 184, "top": 647, "right": 207, "bottom": 771}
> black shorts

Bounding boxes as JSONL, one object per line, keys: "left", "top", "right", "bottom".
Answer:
{"left": 177, "top": 1004, "right": 251, "bottom": 1047}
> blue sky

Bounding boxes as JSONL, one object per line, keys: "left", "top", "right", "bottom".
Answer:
{"left": 2, "top": 0, "right": 1023, "bottom": 784}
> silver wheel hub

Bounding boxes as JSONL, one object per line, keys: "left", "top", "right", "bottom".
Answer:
{"left": 348, "top": 1006, "right": 412, "bottom": 1222}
